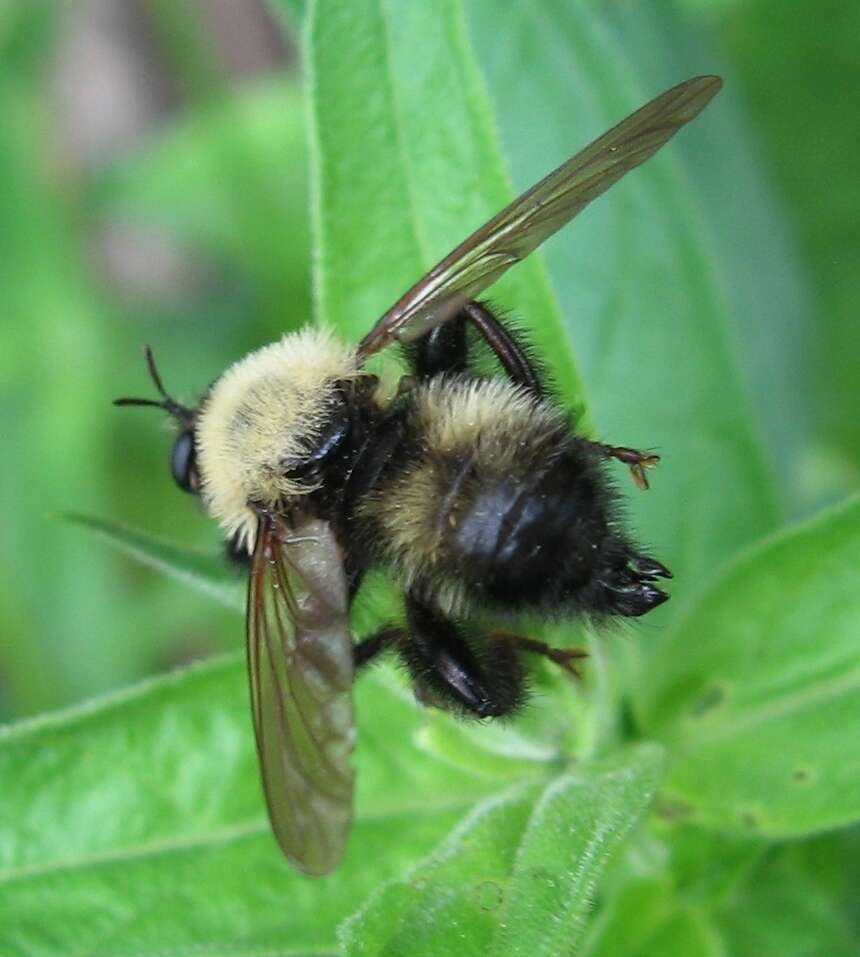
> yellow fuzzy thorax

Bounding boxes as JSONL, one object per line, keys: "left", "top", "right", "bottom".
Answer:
{"left": 195, "top": 328, "right": 362, "bottom": 551}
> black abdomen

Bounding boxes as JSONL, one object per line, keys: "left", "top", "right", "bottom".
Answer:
{"left": 447, "top": 444, "right": 610, "bottom": 608}
{"left": 359, "top": 376, "right": 668, "bottom": 619}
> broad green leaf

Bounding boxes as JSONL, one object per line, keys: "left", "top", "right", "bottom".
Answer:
{"left": 777, "top": 826, "right": 860, "bottom": 926}
{"left": 639, "top": 494, "right": 860, "bottom": 836}
{"left": 633, "top": 909, "right": 725, "bottom": 957}
{"left": 495, "top": 751, "right": 663, "bottom": 957}
{"left": 69, "top": 512, "right": 592, "bottom": 774}
{"left": 306, "top": 0, "right": 585, "bottom": 406}
{"left": 65, "top": 513, "right": 244, "bottom": 613}
{"left": 0, "top": 654, "right": 549, "bottom": 955}
{"left": 579, "top": 875, "right": 675, "bottom": 957}
{"left": 716, "top": 849, "right": 859, "bottom": 957}
{"left": 720, "top": 0, "right": 860, "bottom": 487}
{"left": 464, "top": 0, "right": 779, "bottom": 604}
{"left": 71, "top": 510, "right": 593, "bottom": 784}
{"left": 580, "top": 822, "right": 760, "bottom": 956}
{"left": 341, "top": 784, "right": 540, "bottom": 957}
{"left": 302, "top": 0, "right": 630, "bottom": 742}
{"left": 340, "top": 746, "right": 663, "bottom": 956}
{"left": 654, "top": 824, "right": 763, "bottom": 906}
{"left": 594, "top": 1, "right": 813, "bottom": 513}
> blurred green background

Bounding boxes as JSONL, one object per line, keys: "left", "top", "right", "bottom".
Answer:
{"left": 1, "top": 0, "right": 857, "bottom": 722}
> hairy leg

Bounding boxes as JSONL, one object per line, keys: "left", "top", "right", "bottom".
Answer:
{"left": 410, "top": 300, "right": 543, "bottom": 396}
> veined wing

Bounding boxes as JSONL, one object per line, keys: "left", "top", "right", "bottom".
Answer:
{"left": 358, "top": 75, "right": 722, "bottom": 357}
{"left": 247, "top": 512, "right": 354, "bottom": 876}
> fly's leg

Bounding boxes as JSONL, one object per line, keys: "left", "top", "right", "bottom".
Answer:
{"left": 490, "top": 633, "right": 588, "bottom": 678}
{"left": 410, "top": 300, "right": 543, "bottom": 396}
{"left": 581, "top": 439, "right": 661, "bottom": 490}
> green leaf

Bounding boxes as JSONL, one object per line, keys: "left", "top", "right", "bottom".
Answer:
{"left": 654, "top": 823, "right": 763, "bottom": 906}
{"left": 306, "top": 0, "right": 585, "bottom": 406}
{"left": 639, "top": 494, "right": 860, "bottom": 836}
{"left": 777, "top": 827, "right": 860, "bottom": 926}
{"left": 299, "top": 0, "right": 784, "bottom": 773}
{"left": 593, "top": 2, "right": 813, "bottom": 513}
{"left": 579, "top": 875, "right": 675, "bottom": 957}
{"left": 634, "top": 909, "right": 725, "bottom": 957}
{"left": 64, "top": 512, "right": 245, "bottom": 613}
{"left": 0, "top": 654, "right": 547, "bottom": 955}
{"left": 340, "top": 746, "right": 663, "bottom": 956}
{"left": 716, "top": 848, "right": 859, "bottom": 957}
{"left": 579, "top": 821, "right": 761, "bottom": 956}
{"left": 463, "top": 0, "right": 780, "bottom": 599}
{"left": 720, "top": 0, "right": 860, "bottom": 486}
{"left": 67, "top": 512, "right": 594, "bottom": 769}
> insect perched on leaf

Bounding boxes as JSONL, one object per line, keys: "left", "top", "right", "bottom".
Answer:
{"left": 116, "top": 75, "right": 722, "bottom": 875}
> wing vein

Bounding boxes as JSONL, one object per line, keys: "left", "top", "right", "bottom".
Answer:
{"left": 245, "top": 515, "right": 354, "bottom": 875}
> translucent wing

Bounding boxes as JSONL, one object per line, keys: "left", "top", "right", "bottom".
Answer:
{"left": 358, "top": 75, "right": 722, "bottom": 357}
{"left": 247, "top": 512, "right": 354, "bottom": 875}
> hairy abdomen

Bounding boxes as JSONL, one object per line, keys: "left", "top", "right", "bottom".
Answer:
{"left": 359, "top": 376, "right": 617, "bottom": 614}
{"left": 445, "top": 446, "right": 611, "bottom": 606}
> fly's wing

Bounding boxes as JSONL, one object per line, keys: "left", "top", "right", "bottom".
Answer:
{"left": 358, "top": 75, "right": 722, "bottom": 357}
{"left": 247, "top": 512, "right": 354, "bottom": 875}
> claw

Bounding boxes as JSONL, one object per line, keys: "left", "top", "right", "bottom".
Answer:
{"left": 628, "top": 453, "right": 660, "bottom": 490}
{"left": 585, "top": 441, "right": 661, "bottom": 490}
{"left": 601, "top": 568, "right": 671, "bottom": 617}
{"left": 632, "top": 555, "right": 673, "bottom": 580}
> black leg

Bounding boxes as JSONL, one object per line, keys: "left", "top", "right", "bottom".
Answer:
{"left": 410, "top": 301, "right": 543, "bottom": 397}
{"left": 461, "top": 302, "right": 543, "bottom": 397}
{"left": 353, "top": 626, "right": 404, "bottom": 670}
{"left": 353, "top": 598, "right": 585, "bottom": 714}
{"left": 411, "top": 315, "right": 468, "bottom": 379}
{"left": 398, "top": 592, "right": 526, "bottom": 718}
{"left": 349, "top": 604, "right": 522, "bottom": 716}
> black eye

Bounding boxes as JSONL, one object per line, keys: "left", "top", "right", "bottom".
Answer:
{"left": 170, "top": 431, "right": 198, "bottom": 494}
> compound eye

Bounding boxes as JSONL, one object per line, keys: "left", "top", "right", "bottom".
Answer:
{"left": 170, "top": 431, "right": 199, "bottom": 494}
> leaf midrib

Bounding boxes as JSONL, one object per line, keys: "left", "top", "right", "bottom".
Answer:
{"left": 0, "top": 793, "right": 489, "bottom": 886}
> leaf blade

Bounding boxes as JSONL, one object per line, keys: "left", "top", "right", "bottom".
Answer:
{"left": 340, "top": 746, "right": 663, "bottom": 957}
{"left": 464, "top": 0, "right": 780, "bottom": 600}
{"left": 307, "top": 0, "right": 586, "bottom": 406}
{"left": 639, "top": 494, "right": 860, "bottom": 836}
{"left": 64, "top": 512, "right": 244, "bottom": 614}
{"left": 0, "top": 655, "right": 536, "bottom": 955}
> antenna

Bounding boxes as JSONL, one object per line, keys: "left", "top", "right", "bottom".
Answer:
{"left": 114, "top": 346, "right": 194, "bottom": 423}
